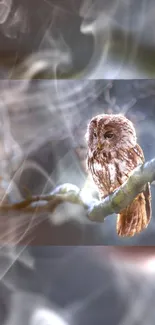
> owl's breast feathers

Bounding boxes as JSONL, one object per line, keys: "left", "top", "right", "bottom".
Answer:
{"left": 87, "top": 143, "right": 145, "bottom": 199}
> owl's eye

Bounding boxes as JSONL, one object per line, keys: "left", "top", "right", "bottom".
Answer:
{"left": 104, "top": 131, "right": 114, "bottom": 139}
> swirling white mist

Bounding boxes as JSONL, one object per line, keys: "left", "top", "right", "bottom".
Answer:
{"left": 79, "top": 0, "right": 154, "bottom": 78}
{"left": 0, "top": 0, "right": 154, "bottom": 78}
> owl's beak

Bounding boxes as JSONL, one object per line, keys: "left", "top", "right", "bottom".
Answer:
{"left": 97, "top": 142, "right": 102, "bottom": 150}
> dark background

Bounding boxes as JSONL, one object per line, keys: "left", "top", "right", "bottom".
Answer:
{"left": 1, "top": 246, "right": 155, "bottom": 325}
{"left": 0, "top": 0, "right": 155, "bottom": 78}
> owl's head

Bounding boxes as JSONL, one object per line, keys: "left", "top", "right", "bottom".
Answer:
{"left": 85, "top": 114, "right": 137, "bottom": 153}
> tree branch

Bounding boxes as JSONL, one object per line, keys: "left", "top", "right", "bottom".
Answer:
{"left": 0, "top": 158, "right": 155, "bottom": 224}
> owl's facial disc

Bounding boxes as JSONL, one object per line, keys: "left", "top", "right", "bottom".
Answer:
{"left": 86, "top": 114, "right": 137, "bottom": 154}
{"left": 96, "top": 129, "right": 114, "bottom": 150}
{"left": 93, "top": 129, "right": 97, "bottom": 138}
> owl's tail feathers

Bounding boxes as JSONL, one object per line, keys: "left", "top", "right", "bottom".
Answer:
{"left": 116, "top": 183, "right": 151, "bottom": 237}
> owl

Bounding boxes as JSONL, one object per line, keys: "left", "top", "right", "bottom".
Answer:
{"left": 85, "top": 113, "right": 151, "bottom": 237}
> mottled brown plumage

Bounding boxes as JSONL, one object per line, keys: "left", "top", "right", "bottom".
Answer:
{"left": 85, "top": 113, "right": 151, "bottom": 237}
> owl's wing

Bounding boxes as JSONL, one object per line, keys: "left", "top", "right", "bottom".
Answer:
{"left": 131, "top": 143, "right": 145, "bottom": 164}
{"left": 131, "top": 143, "right": 151, "bottom": 221}
{"left": 134, "top": 143, "right": 151, "bottom": 221}
{"left": 117, "top": 143, "right": 152, "bottom": 237}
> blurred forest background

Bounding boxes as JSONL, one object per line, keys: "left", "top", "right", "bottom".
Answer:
{"left": 0, "top": 79, "right": 155, "bottom": 246}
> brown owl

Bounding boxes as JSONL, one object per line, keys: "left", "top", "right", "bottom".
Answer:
{"left": 85, "top": 113, "right": 151, "bottom": 237}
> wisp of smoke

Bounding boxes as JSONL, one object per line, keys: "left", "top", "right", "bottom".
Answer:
{"left": 79, "top": 0, "right": 154, "bottom": 78}
{"left": 0, "top": 0, "right": 12, "bottom": 25}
